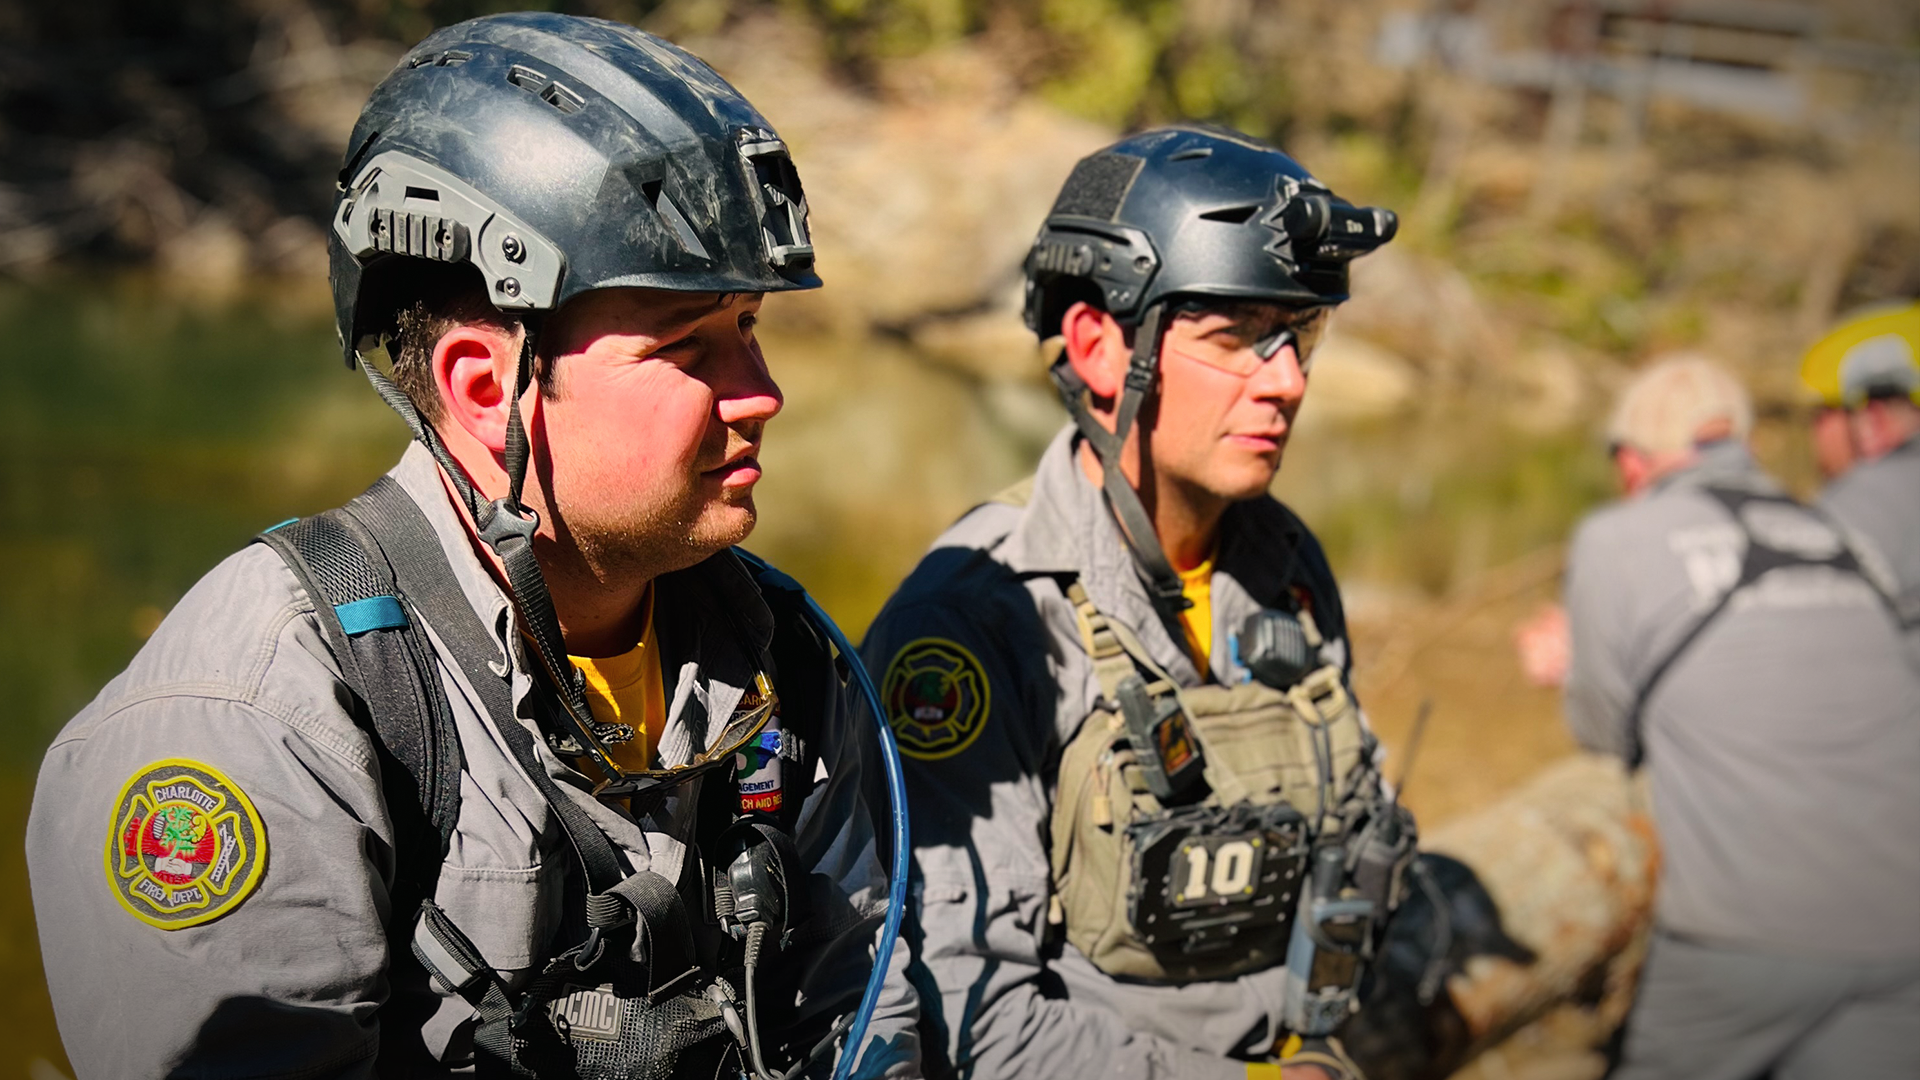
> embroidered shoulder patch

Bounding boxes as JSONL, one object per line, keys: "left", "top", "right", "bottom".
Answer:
{"left": 882, "top": 638, "right": 991, "bottom": 761}
{"left": 105, "top": 758, "right": 268, "bottom": 930}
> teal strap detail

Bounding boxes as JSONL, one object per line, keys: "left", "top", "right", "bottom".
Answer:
{"left": 266, "top": 518, "right": 299, "bottom": 532}
{"left": 336, "top": 596, "right": 408, "bottom": 635}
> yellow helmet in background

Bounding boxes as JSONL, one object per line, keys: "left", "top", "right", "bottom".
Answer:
{"left": 1800, "top": 301, "right": 1920, "bottom": 408}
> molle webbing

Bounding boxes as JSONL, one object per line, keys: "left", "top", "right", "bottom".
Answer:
{"left": 1067, "top": 580, "right": 1164, "bottom": 706}
{"left": 1048, "top": 579, "right": 1375, "bottom": 982}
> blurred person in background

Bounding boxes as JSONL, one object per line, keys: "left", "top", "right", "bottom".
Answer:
{"left": 861, "top": 126, "right": 1407, "bottom": 1080}
{"left": 1800, "top": 301, "right": 1920, "bottom": 658}
{"left": 25, "top": 13, "right": 916, "bottom": 1078}
{"left": 1559, "top": 356, "right": 1920, "bottom": 1080}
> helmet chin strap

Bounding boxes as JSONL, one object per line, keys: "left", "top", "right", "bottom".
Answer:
{"left": 1049, "top": 302, "right": 1193, "bottom": 626}
{"left": 360, "top": 332, "right": 647, "bottom": 791}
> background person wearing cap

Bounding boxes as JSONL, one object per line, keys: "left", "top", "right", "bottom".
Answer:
{"left": 1801, "top": 302, "right": 1920, "bottom": 657}
{"left": 1551, "top": 356, "right": 1920, "bottom": 1080}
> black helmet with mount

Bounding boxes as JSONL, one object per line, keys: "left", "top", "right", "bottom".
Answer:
{"left": 329, "top": 11, "right": 818, "bottom": 364}
{"left": 1025, "top": 125, "right": 1396, "bottom": 623}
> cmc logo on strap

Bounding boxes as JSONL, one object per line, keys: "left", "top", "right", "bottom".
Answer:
{"left": 882, "top": 637, "right": 991, "bottom": 761}
{"left": 105, "top": 759, "right": 268, "bottom": 930}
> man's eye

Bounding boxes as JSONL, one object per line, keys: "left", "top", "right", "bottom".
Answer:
{"left": 739, "top": 313, "right": 759, "bottom": 334}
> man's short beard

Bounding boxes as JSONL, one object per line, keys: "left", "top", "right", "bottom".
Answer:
{"left": 570, "top": 490, "right": 757, "bottom": 582}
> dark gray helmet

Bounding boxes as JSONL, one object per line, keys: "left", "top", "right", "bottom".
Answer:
{"left": 1023, "top": 125, "right": 1395, "bottom": 339}
{"left": 328, "top": 11, "right": 818, "bottom": 363}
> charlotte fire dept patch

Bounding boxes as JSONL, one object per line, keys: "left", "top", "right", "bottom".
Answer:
{"left": 105, "top": 758, "right": 267, "bottom": 930}
{"left": 882, "top": 638, "right": 991, "bottom": 761}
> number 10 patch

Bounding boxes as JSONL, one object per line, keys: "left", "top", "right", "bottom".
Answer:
{"left": 1170, "top": 834, "right": 1266, "bottom": 907}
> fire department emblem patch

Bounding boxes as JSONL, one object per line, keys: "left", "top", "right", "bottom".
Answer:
{"left": 105, "top": 759, "right": 267, "bottom": 930}
{"left": 882, "top": 638, "right": 991, "bottom": 761}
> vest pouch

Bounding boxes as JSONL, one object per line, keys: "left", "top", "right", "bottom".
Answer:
{"left": 1125, "top": 799, "right": 1311, "bottom": 982}
{"left": 1049, "top": 710, "right": 1158, "bottom": 978}
{"left": 1181, "top": 668, "right": 1369, "bottom": 817}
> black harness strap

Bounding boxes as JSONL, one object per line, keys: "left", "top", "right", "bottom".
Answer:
{"left": 347, "top": 476, "right": 630, "bottom": 897}
{"left": 1626, "top": 484, "right": 1892, "bottom": 767}
{"left": 1052, "top": 302, "right": 1192, "bottom": 627}
{"left": 263, "top": 477, "right": 709, "bottom": 1076}
{"left": 257, "top": 508, "right": 463, "bottom": 919}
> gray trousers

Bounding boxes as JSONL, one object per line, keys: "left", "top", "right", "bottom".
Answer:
{"left": 1613, "top": 932, "right": 1920, "bottom": 1080}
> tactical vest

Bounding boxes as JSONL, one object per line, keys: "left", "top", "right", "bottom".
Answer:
{"left": 1047, "top": 580, "right": 1404, "bottom": 987}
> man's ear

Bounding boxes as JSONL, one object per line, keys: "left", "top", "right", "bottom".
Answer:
{"left": 1061, "top": 301, "right": 1130, "bottom": 400}
{"left": 432, "top": 323, "right": 523, "bottom": 453}
{"left": 1612, "top": 444, "right": 1650, "bottom": 496}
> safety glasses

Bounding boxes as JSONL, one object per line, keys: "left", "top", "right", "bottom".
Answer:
{"left": 585, "top": 672, "right": 779, "bottom": 795}
{"left": 1162, "top": 303, "right": 1330, "bottom": 377}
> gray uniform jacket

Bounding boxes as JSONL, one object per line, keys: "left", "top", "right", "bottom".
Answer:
{"left": 1563, "top": 442, "right": 1920, "bottom": 959}
{"left": 28, "top": 444, "right": 919, "bottom": 1078}
{"left": 861, "top": 426, "right": 1356, "bottom": 1080}
{"left": 1820, "top": 432, "right": 1920, "bottom": 659}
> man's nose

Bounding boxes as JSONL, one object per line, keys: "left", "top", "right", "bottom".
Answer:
{"left": 1248, "top": 343, "right": 1308, "bottom": 403}
{"left": 714, "top": 342, "right": 784, "bottom": 426}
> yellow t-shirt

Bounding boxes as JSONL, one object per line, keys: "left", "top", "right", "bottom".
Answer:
{"left": 569, "top": 588, "right": 667, "bottom": 773}
{"left": 1178, "top": 553, "right": 1216, "bottom": 675}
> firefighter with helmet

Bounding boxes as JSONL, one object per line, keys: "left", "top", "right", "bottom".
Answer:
{"left": 863, "top": 125, "right": 1409, "bottom": 1080}
{"left": 28, "top": 12, "right": 918, "bottom": 1077}
{"left": 1799, "top": 301, "right": 1920, "bottom": 659}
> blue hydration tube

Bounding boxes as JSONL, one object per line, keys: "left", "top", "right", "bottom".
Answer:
{"left": 738, "top": 552, "right": 910, "bottom": 1080}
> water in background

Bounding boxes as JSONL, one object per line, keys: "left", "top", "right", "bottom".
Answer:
{"left": 0, "top": 275, "right": 1632, "bottom": 1076}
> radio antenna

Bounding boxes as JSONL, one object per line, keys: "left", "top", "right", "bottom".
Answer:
{"left": 1391, "top": 698, "right": 1434, "bottom": 806}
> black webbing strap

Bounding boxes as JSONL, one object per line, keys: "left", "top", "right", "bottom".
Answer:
{"left": 347, "top": 476, "right": 630, "bottom": 899}
{"left": 361, "top": 334, "right": 620, "bottom": 781}
{"left": 257, "top": 510, "right": 463, "bottom": 917}
{"left": 1625, "top": 484, "right": 1890, "bottom": 767}
{"left": 1050, "top": 302, "right": 1192, "bottom": 624}
{"left": 411, "top": 898, "right": 517, "bottom": 1064}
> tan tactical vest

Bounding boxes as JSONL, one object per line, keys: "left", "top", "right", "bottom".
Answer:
{"left": 1047, "top": 581, "right": 1375, "bottom": 983}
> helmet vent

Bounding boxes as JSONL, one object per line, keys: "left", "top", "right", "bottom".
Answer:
{"left": 506, "top": 65, "right": 585, "bottom": 115}
{"left": 411, "top": 49, "right": 472, "bottom": 69}
{"left": 1050, "top": 153, "right": 1144, "bottom": 222}
{"left": 541, "top": 81, "right": 585, "bottom": 115}
{"left": 641, "top": 179, "right": 712, "bottom": 261}
{"left": 1169, "top": 147, "right": 1213, "bottom": 162}
{"left": 1199, "top": 205, "right": 1259, "bottom": 224}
